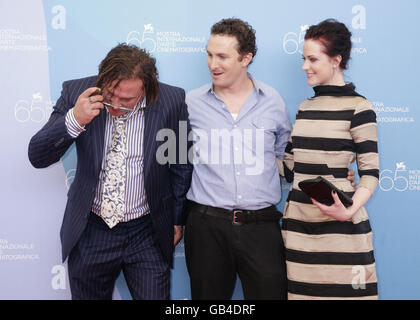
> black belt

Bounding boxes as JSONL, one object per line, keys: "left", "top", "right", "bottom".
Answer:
{"left": 188, "top": 201, "right": 282, "bottom": 225}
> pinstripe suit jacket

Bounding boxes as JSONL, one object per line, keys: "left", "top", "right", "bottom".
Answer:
{"left": 28, "top": 76, "right": 193, "bottom": 267}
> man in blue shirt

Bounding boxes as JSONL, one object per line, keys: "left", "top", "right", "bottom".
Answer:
{"left": 184, "top": 18, "right": 291, "bottom": 299}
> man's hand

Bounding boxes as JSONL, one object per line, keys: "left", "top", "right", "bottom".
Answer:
{"left": 347, "top": 169, "right": 356, "bottom": 187}
{"left": 174, "top": 225, "right": 183, "bottom": 246}
{"left": 73, "top": 87, "right": 104, "bottom": 126}
{"left": 347, "top": 156, "right": 357, "bottom": 187}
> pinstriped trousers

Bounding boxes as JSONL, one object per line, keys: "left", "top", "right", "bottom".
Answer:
{"left": 68, "top": 213, "right": 170, "bottom": 300}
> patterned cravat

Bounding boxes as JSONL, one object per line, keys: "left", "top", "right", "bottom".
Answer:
{"left": 100, "top": 116, "right": 128, "bottom": 228}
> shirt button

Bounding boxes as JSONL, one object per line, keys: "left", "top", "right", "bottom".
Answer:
{"left": 238, "top": 195, "right": 242, "bottom": 199}
{"left": 236, "top": 171, "right": 240, "bottom": 175}
{"left": 235, "top": 147, "right": 239, "bottom": 151}
{"left": 233, "top": 124, "right": 238, "bottom": 128}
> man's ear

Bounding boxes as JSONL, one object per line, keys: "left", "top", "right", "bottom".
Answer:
{"left": 241, "top": 52, "right": 253, "bottom": 67}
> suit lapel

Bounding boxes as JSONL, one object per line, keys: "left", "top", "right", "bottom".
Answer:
{"left": 91, "top": 108, "right": 107, "bottom": 175}
{"left": 143, "top": 100, "right": 162, "bottom": 177}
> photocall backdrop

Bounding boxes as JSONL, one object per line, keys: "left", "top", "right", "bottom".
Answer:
{"left": 1, "top": 0, "right": 419, "bottom": 299}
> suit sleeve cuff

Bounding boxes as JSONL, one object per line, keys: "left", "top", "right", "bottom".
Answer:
{"left": 65, "top": 108, "right": 86, "bottom": 138}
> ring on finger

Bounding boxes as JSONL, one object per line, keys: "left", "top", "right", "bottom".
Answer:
{"left": 88, "top": 96, "right": 92, "bottom": 104}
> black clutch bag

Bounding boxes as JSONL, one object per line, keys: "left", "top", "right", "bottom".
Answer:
{"left": 298, "top": 176, "right": 353, "bottom": 208}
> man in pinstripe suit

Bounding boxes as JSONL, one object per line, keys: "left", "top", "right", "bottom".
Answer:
{"left": 28, "top": 44, "right": 192, "bottom": 299}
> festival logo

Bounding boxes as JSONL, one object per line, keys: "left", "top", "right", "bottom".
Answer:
{"left": 65, "top": 169, "right": 76, "bottom": 189}
{"left": 379, "top": 162, "right": 420, "bottom": 192}
{"left": 282, "top": 5, "right": 368, "bottom": 55}
{"left": 0, "top": 28, "right": 50, "bottom": 52}
{"left": 0, "top": 238, "right": 39, "bottom": 261}
{"left": 282, "top": 24, "right": 308, "bottom": 55}
{"left": 126, "top": 24, "right": 206, "bottom": 54}
{"left": 14, "top": 92, "right": 54, "bottom": 123}
{"left": 373, "top": 101, "right": 415, "bottom": 124}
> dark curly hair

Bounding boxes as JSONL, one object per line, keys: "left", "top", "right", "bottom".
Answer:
{"left": 210, "top": 18, "right": 257, "bottom": 64}
{"left": 305, "top": 19, "right": 352, "bottom": 70}
{"left": 96, "top": 43, "right": 159, "bottom": 105}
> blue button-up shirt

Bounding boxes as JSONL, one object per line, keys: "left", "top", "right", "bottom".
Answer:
{"left": 186, "top": 75, "right": 291, "bottom": 210}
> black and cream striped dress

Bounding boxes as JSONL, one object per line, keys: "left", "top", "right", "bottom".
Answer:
{"left": 281, "top": 83, "right": 379, "bottom": 300}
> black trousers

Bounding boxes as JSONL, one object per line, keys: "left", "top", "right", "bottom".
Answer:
{"left": 184, "top": 206, "right": 287, "bottom": 300}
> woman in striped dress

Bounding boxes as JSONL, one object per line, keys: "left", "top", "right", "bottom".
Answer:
{"left": 280, "top": 19, "right": 379, "bottom": 299}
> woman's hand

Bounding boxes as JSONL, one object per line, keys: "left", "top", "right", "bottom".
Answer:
{"left": 311, "top": 191, "right": 354, "bottom": 221}
{"left": 311, "top": 186, "right": 372, "bottom": 222}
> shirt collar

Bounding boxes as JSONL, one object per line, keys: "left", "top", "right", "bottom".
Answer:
{"left": 248, "top": 73, "right": 265, "bottom": 95}
{"left": 204, "top": 72, "right": 265, "bottom": 98}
